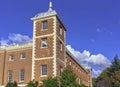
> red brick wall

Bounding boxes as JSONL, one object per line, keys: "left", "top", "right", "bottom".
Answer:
{"left": 35, "top": 18, "right": 54, "bottom": 36}
{"left": 56, "top": 38, "right": 65, "bottom": 61}
{"left": 66, "top": 52, "right": 90, "bottom": 86}
{"left": 34, "top": 59, "right": 54, "bottom": 81}
{"left": 0, "top": 51, "right": 5, "bottom": 85}
{"left": 35, "top": 36, "right": 54, "bottom": 58}
{"left": 34, "top": 17, "right": 55, "bottom": 82}
{"left": 56, "top": 18, "right": 66, "bottom": 76}
{"left": 56, "top": 19, "right": 65, "bottom": 42}
{"left": 3, "top": 49, "right": 32, "bottom": 85}
{"left": 56, "top": 59, "right": 65, "bottom": 77}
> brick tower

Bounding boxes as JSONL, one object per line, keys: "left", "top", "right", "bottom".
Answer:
{"left": 31, "top": 1, "right": 66, "bottom": 82}
{"left": 0, "top": 2, "right": 92, "bottom": 87}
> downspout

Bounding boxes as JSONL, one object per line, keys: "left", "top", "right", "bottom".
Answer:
{"left": 2, "top": 49, "right": 6, "bottom": 85}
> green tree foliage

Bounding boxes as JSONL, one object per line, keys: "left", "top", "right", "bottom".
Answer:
{"left": 25, "top": 80, "right": 40, "bottom": 87}
{"left": 95, "top": 68, "right": 112, "bottom": 87}
{"left": 97, "top": 68, "right": 110, "bottom": 81}
{"left": 95, "top": 77, "right": 112, "bottom": 87}
{"left": 5, "top": 81, "right": 18, "bottom": 87}
{"left": 95, "top": 55, "right": 120, "bottom": 87}
{"left": 108, "top": 55, "right": 120, "bottom": 76}
{"left": 111, "top": 70, "right": 120, "bottom": 85}
{"left": 60, "top": 66, "right": 88, "bottom": 87}
{"left": 114, "top": 83, "right": 120, "bottom": 87}
{"left": 79, "top": 84, "right": 88, "bottom": 87}
{"left": 92, "top": 78, "right": 97, "bottom": 87}
{"left": 60, "top": 66, "right": 77, "bottom": 87}
{"left": 42, "top": 77, "right": 58, "bottom": 87}
{"left": 26, "top": 66, "right": 88, "bottom": 87}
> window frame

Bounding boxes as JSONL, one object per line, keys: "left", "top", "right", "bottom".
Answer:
{"left": 20, "top": 53, "right": 26, "bottom": 59}
{"left": 60, "top": 66, "right": 63, "bottom": 75}
{"left": 41, "top": 38, "right": 48, "bottom": 48}
{"left": 8, "top": 70, "right": 12, "bottom": 82}
{"left": 19, "top": 69, "right": 25, "bottom": 82}
{"left": 59, "top": 25, "right": 63, "bottom": 35}
{"left": 9, "top": 55, "right": 14, "bottom": 61}
{"left": 60, "top": 42, "right": 62, "bottom": 51}
{"left": 42, "top": 20, "right": 48, "bottom": 31}
{"left": 41, "top": 65, "right": 47, "bottom": 77}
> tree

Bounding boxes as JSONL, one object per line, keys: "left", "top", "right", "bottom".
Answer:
{"left": 92, "top": 78, "right": 97, "bottom": 87}
{"left": 79, "top": 84, "right": 88, "bottom": 87}
{"left": 25, "top": 80, "right": 40, "bottom": 87}
{"left": 94, "top": 55, "right": 120, "bottom": 87}
{"left": 13, "top": 81, "right": 18, "bottom": 87}
{"left": 95, "top": 78, "right": 112, "bottom": 87}
{"left": 108, "top": 55, "right": 120, "bottom": 76}
{"left": 98, "top": 68, "right": 110, "bottom": 80}
{"left": 42, "top": 77, "right": 58, "bottom": 87}
{"left": 5, "top": 81, "right": 18, "bottom": 87}
{"left": 111, "top": 70, "right": 120, "bottom": 85}
{"left": 108, "top": 55, "right": 120, "bottom": 86}
{"left": 60, "top": 66, "right": 77, "bottom": 87}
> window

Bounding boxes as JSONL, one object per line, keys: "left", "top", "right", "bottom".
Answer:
{"left": 69, "top": 61, "right": 71, "bottom": 65}
{"left": 41, "top": 65, "right": 47, "bottom": 76}
{"left": 60, "top": 66, "right": 63, "bottom": 75}
{"left": 59, "top": 25, "right": 62, "bottom": 35}
{"left": 42, "top": 21, "right": 48, "bottom": 30}
{"left": 8, "top": 70, "right": 12, "bottom": 82}
{"left": 9, "top": 55, "right": 14, "bottom": 61}
{"left": 41, "top": 38, "right": 47, "bottom": 48}
{"left": 20, "top": 53, "right": 26, "bottom": 59}
{"left": 60, "top": 42, "right": 62, "bottom": 51}
{"left": 20, "top": 70, "right": 25, "bottom": 82}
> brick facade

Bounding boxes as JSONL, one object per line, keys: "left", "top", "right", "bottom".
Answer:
{"left": 0, "top": 51, "right": 5, "bottom": 85}
{"left": 0, "top": 5, "right": 92, "bottom": 87}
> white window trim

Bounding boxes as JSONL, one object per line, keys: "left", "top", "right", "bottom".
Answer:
{"left": 69, "top": 61, "right": 71, "bottom": 65}
{"left": 60, "top": 42, "right": 62, "bottom": 51}
{"left": 41, "top": 65, "right": 47, "bottom": 77}
{"left": 41, "top": 75, "right": 47, "bottom": 77}
{"left": 19, "top": 70, "right": 25, "bottom": 82}
{"left": 20, "top": 53, "right": 26, "bottom": 59}
{"left": 8, "top": 70, "right": 12, "bottom": 82}
{"left": 41, "top": 38, "right": 48, "bottom": 48}
{"left": 60, "top": 28, "right": 62, "bottom": 35}
{"left": 42, "top": 21, "right": 48, "bottom": 31}
{"left": 9, "top": 55, "right": 14, "bottom": 61}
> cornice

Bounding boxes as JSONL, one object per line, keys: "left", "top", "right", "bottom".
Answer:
{"left": 0, "top": 42, "right": 32, "bottom": 51}
{"left": 66, "top": 48, "right": 89, "bottom": 73}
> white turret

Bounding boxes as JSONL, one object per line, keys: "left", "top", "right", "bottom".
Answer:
{"left": 48, "top": 1, "right": 53, "bottom": 11}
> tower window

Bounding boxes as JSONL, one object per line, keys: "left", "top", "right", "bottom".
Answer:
{"left": 60, "top": 66, "right": 63, "bottom": 75}
{"left": 42, "top": 21, "right": 48, "bottom": 30}
{"left": 20, "top": 53, "right": 26, "bottom": 59}
{"left": 41, "top": 38, "right": 47, "bottom": 48}
{"left": 60, "top": 42, "right": 62, "bottom": 51}
{"left": 8, "top": 70, "right": 12, "bottom": 82}
{"left": 9, "top": 55, "right": 14, "bottom": 61}
{"left": 41, "top": 65, "right": 47, "bottom": 76}
{"left": 20, "top": 70, "right": 25, "bottom": 82}
{"left": 60, "top": 25, "right": 62, "bottom": 35}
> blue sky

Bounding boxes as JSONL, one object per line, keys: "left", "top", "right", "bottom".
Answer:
{"left": 0, "top": 0, "right": 120, "bottom": 77}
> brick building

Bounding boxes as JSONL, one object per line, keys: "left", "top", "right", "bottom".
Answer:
{"left": 0, "top": 2, "right": 92, "bottom": 87}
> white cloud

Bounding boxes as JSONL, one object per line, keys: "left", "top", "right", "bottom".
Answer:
{"left": 87, "top": 54, "right": 111, "bottom": 67}
{"left": 8, "top": 33, "right": 32, "bottom": 43}
{"left": 0, "top": 33, "right": 32, "bottom": 46}
{"left": 92, "top": 69, "right": 102, "bottom": 77}
{"left": 0, "top": 38, "right": 9, "bottom": 46}
{"left": 66, "top": 45, "right": 111, "bottom": 77}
